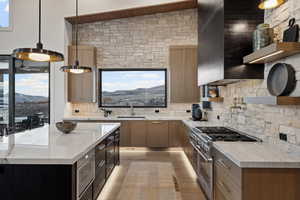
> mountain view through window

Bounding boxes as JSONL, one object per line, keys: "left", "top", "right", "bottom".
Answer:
{"left": 99, "top": 69, "right": 167, "bottom": 107}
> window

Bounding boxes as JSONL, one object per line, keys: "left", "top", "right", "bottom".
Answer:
{"left": 99, "top": 69, "right": 167, "bottom": 108}
{"left": 0, "top": 0, "right": 11, "bottom": 30}
{"left": 0, "top": 55, "right": 50, "bottom": 135}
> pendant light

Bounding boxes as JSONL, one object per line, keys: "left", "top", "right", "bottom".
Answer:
{"left": 60, "top": 0, "right": 92, "bottom": 74}
{"left": 258, "top": 0, "right": 285, "bottom": 9}
{"left": 13, "top": 0, "right": 64, "bottom": 62}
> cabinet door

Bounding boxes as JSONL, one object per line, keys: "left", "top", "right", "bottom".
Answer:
{"left": 120, "top": 121, "right": 131, "bottom": 147}
{"left": 170, "top": 45, "right": 199, "bottom": 103}
{"left": 68, "top": 45, "right": 96, "bottom": 103}
{"left": 130, "top": 121, "right": 147, "bottom": 147}
{"left": 168, "top": 121, "right": 181, "bottom": 147}
{"left": 146, "top": 121, "right": 169, "bottom": 148}
{"left": 79, "top": 183, "right": 93, "bottom": 200}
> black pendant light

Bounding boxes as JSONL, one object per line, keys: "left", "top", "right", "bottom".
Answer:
{"left": 13, "top": 0, "right": 64, "bottom": 62}
{"left": 60, "top": 0, "right": 92, "bottom": 74}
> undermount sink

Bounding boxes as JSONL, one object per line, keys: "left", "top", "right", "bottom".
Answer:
{"left": 117, "top": 116, "right": 146, "bottom": 119}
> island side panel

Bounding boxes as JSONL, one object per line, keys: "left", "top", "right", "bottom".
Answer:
{"left": 0, "top": 164, "right": 76, "bottom": 200}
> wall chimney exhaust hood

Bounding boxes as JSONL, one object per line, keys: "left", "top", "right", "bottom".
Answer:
{"left": 197, "top": 0, "right": 265, "bottom": 86}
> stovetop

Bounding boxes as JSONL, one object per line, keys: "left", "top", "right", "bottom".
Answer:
{"left": 194, "top": 127, "right": 258, "bottom": 142}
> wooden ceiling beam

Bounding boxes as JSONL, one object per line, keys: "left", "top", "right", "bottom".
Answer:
{"left": 65, "top": 0, "right": 197, "bottom": 24}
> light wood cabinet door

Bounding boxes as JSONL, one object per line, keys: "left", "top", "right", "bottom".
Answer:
{"left": 169, "top": 45, "right": 199, "bottom": 103}
{"left": 168, "top": 121, "right": 181, "bottom": 147}
{"left": 130, "top": 121, "right": 147, "bottom": 147}
{"left": 146, "top": 121, "right": 169, "bottom": 148}
{"left": 68, "top": 45, "right": 96, "bottom": 103}
{"left": 120, "top": 121, "right": 131, "bottom": 147}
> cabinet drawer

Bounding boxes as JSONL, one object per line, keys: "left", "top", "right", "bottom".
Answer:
{"left": 215, "top": 183, "right": 230, "bottom": 200}
{"left": 95, "top": 143, "right": 106, "bottom": 166}
{"left": 79, "top": 183, "right": 93, "bottom": 200}
{"left": 94, "top": 164, "right": 106, "bottom": 200}
{"left": 214, "top": 152, "right": 241, "bottom": 186}
{"left": 215, "top": 166, "right": 241, "bottom": 200}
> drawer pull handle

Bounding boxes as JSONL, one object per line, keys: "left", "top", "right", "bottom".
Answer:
{"left": 151, "top": 122, "right": 161, "bottom": 124}
{"left": 219, "top": 181, "right": 231, "bottom": 194}
{"left": 98, "top": 145, "right": 105, "bottom": 150}
{"left": 218, "top": 159, "right": 231, "bottom": 170}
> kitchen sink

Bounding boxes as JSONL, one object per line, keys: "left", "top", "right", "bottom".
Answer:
{"left": 117, "top": 116, "right": 146, "bottom": 119}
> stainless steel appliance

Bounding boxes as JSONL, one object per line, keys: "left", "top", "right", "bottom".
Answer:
{"left": 189, "top": 127, "right": 261, "bottom": 200}
{"left": 77, "top": 149, "right": 95, "bottom": 199}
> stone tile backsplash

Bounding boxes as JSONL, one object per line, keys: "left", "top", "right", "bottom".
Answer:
{"left": 67, "top": 9, "right": 198, "bottom": 117}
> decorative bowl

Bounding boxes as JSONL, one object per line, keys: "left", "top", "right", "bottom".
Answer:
{"left": 56, "top": 121, "right": 77, "bottom": 134}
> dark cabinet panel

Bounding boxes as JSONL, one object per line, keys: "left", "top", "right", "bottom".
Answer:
{"left": 0, "top": 164, "right": 76, "bottom": 200}
{"left": 79, "top": 183, "right": 93, "bottom": 200}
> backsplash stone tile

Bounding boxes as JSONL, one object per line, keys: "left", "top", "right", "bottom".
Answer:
{"left": 66, "top": 9, "right": 198, "bottom": 117}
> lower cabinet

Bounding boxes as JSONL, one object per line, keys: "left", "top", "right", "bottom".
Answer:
{"left": 79, "top": 183, "right": 93, "bottom": 200}
{"left": 168, "top": 121, "right": 181, "bottom": 147}
{"left": 93, "top": 128, "right": 120, "bottom": 200}
{"left": 120, "top": 120, "right": 180, "bottom": 148}
{"left": 130, "top": 121, "right": 147, "bottom": 147}
{"left": 146, "top": 121, "right": 169, "bottom": 147}
{"left": 213, "top": 148, "right": 300, "bottom": 200}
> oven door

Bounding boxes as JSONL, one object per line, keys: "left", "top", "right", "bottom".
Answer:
{"left": 195, "top": 146, "right": 213, "bottom": 200}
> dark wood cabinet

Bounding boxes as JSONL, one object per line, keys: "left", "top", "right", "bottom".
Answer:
{"left": 79, "top": 183, "right": 93, "bottom": 200}
{"left": 93, "top": 128, "right": 120, "bottom": 200}
{"left": 0, "top": 164, "right": 76, "bottom": 200}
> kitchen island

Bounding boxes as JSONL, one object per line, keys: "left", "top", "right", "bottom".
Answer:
{"left": 0, "top": 122, "right": 121, "bottom": 200}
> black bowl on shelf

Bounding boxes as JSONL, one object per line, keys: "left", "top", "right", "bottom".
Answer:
{"left": 56, "top": 121, "right": 77, "bottom": 134}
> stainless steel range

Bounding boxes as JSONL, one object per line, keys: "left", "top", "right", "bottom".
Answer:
{"left": 189, "top": 127, "right": 261, "bottom": 200}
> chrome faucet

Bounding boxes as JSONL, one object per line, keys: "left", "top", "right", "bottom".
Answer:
{"left": 129, "top": 102, "right": 135, "bottom": 116}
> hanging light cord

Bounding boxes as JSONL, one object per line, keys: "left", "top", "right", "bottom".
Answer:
{"left": 37, "top": 0, "right": 42, "bottom": 49}
{"left": 75, "top": 0, "right": 79, "bottom": 66}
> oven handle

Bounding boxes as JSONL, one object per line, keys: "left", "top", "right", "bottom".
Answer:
{"left": 190, "top": 141, "right": 212, "bottom": 163}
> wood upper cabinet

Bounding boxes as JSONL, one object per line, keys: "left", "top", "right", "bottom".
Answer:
{"left": 169, "top": 45, "right": 199, "bottom": 103}
{"left": 67, "top": 45, "right": 96, "bottom": 103}
{"left": 130, "top": 121, "right": 147, "bottom": 147}
{"left": 146, "top": 121, "right": 169, "bottom": 148}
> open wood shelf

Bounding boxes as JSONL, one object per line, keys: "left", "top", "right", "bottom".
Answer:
{"left": 65, "top": 0, "right": 197, "bottom": 24}
{"left": 243, "top": 42, "right": 300, "bottom": 64}
{"left": 244, "top": 96, "right": 300, "bottom": 105}
{"left": 202, "top": 97, "right": 224, "bottom": 102}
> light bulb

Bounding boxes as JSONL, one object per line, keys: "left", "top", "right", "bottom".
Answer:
{"left": 259, "top": 0, "right": 285, "bottom": 9}
{"left": 28, "top": 53, "right": 50, "bottom": 62}
{"left": 69, "top": 69, "right": 84, "bottom": 74}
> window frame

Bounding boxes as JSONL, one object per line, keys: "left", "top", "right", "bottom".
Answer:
{"left": 98, "top": 68, "right": 168, "bottom": 108}
{"left": 0, "top": 55, "right": 50, "bottom": 133}
{"left": 0, "top": 0, "right": 13, "bottom": 31}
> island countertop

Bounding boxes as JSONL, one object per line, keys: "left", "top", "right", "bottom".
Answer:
{"left": 0, "top": 123, "right": 120, "bottom": 165}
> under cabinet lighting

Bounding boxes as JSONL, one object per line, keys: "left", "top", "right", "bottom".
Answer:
{"left": 249, "top": 50, "right": 284, "bottom": 64}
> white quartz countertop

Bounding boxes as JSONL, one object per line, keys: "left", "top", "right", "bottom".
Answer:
{"left": 63, "top": 115, "right": 191, "bottom": 121}
{"left": 213, "top": 141, "right": 300, "bottom": 168}
{"left": 182, "top": 119, "right": 300, "bottom": 168}
{"left": 0, "top": 123, "right": 120, "bottom": 165}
